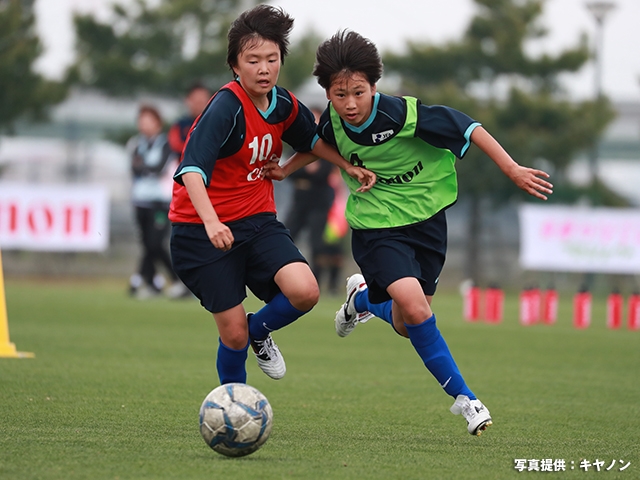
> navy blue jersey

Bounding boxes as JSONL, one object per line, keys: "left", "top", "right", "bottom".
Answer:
{"left": 316, "top": 92, "right": 479, "bottom": 158}
{"left": 175, "top": 81, "right": 318, "bottom": 187}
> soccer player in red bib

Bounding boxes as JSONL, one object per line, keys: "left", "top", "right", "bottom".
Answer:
{"left": 169, "top": 6, "right": 375, "bottom": 386}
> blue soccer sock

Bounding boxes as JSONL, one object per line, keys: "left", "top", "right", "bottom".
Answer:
{"left": 354, "top": 290, "right": 393, "bottom": 325}
{"left": 405, "top": 315, "right": 476, "bottom": 399}
{"left": 216, "top": 338, "right": 249, "bottom": 384}
{"left": 248, "top": 293, "right": 309, "bottom": 340}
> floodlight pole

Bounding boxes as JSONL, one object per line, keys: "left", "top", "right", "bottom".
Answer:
{"left": 585, "top": 1, "right": 616, "bottom": 183}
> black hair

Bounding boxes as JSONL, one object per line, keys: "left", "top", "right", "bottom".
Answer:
{"left": 186, "top": 81, "right": 210, "bottom": 96}
{"left": 138, "top": 104, "right": 162, "bottom": 124}
{"left": 226, "top": 5, "right": 294, "bottom": 77}
{"left": 313, "top": 30, "right": 383, "bottom": 90}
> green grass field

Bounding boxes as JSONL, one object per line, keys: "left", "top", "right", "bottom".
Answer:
{"left": 1, "top": 279, "right": 638, "bottom": 479}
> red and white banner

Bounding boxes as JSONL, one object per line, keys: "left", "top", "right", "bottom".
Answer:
{"left": 0, "top": 183, "right": 109, "bottom": 251}
{"left": 519, "top": 204, "right": 640, "bottom": 274}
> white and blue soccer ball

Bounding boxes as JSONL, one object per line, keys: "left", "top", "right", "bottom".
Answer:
{"left": 199, "top": 383, "right": 273, "bottom": 457}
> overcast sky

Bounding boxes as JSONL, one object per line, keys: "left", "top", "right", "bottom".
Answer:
{"left": 34, "top": 0, "right": 640, "bottom": 101}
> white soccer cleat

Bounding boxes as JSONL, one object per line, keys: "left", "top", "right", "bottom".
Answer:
{"left": 450, "top": 394, "right": 493, "bottom": 436}
{"left": 166, "top": 281, "right": 190, "bottom": 299}
{"left": 334, "top": 274, "right": 374, "bottom": 337}
{"left": 134, "top": 285, "right": 161, "bottom": 300}
{"left": 250, "top": 333, "right": 286, "bottom": 380}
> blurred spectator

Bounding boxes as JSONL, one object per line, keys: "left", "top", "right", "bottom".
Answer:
{"left": 319, "top": 168, "right": 349, "bottom": 294}
{"left": 285, "top": 108, "right": 346, "bottom": 295}
{"left": 168, "top": 82, "right": 212, "bottom": 156}
{"left": 128, "top": 104, "right": 188, "bottom": 299}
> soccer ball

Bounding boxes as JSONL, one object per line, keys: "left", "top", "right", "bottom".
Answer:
{"left": 199, "top": 383, "right": 273, "bottom": 457}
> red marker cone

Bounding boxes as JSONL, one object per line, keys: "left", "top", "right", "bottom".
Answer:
{"left": 628, "top": 292, "right": 640, "bottom": 331}
{"left": 606, "top": 291, "right": 623, "bottom": 329}
{"left": 529, "top": 286, "right": 541, "bottom": 323}
{"left": 541, "top": 287, "right": 559, "bottom": 325}
{"left": 520, "top": 288, "right": 536, "bottom": 326}
{"left": 463, "top": 286, "right": 481, "bottom": 322}
{"left": 573, "top": 289, "right": 591, "bottom": 329}
{"left": 484, "top": 286, "right": 504, "bottom": 323}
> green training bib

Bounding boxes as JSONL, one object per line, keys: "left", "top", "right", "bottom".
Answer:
{"left": 330, "top": 97, "right": 458, "bottom": 229}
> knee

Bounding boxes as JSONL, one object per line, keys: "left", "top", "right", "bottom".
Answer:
{"left": 392, "top": 319, "right": 410, "bottom": 338}
{"left": 400, "top": 304, "right": 432, "bottom": 326}
{"left": 288, "top": 283, "right": 320, "bottom": 312}
{"left": 219, "top": 327, "right": 249, "bottom": 350}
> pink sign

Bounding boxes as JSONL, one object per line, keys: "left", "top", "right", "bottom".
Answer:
{"left": 0, "top": 183, "right": 109, "bottom": 251}
{"left": 519, "top": 205, "right": 640, "bottom": 274}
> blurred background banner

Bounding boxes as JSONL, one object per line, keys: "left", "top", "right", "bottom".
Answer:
{"left": 519, "top": 204, "right": 640, "bottom": 274}
{"left": 0, "top": 0, "right": 637, "bottom": 292}
{"left": 0, "top": 183, "right": 109, "bottom": 252}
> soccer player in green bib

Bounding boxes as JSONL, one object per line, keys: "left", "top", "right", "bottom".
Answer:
{"left": 269, "top": 30, "right": 552, "bottom": 435}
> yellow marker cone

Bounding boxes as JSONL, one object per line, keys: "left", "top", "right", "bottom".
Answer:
{"left": 0, "top": 250, "right": 34, "bottom": 358}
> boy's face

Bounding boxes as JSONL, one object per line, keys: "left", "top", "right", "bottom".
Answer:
{"left": 326, "top": 72, "right": 376, "bottom": 127}
{"left": 186, "top": 88, "right": 211, "bottom": 118}
{"left": 138, "top": 111, "right": 161, "bottom": 137}
{"left": 232, "top": 38, "right": 281, "bottom": 102}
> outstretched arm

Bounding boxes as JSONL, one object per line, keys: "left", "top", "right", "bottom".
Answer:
{"left": 311, "top": 139, "right": 376, "bottom": 192}
{"left": 264, "top": 139, "right": 376, "bottom": 192}
{"left": 471, "top": 126, "right": 553, "bottom": 200}
{"left": 271, "top": 151, "right": 317, "bottom": 178}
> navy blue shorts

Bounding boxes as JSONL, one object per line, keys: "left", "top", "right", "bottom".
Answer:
{"left": 351, "top": 209, "right": 447, "bottom": 304}
{"left": 170, "top": 213, "right": 307, "bottom": 313}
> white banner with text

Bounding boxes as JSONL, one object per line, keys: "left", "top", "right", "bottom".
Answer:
{"left": 519, "top": 204, "right": 640, "bottom": 274}
{"left": 0, "top": 183, "right": 109, "bottom": 251}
